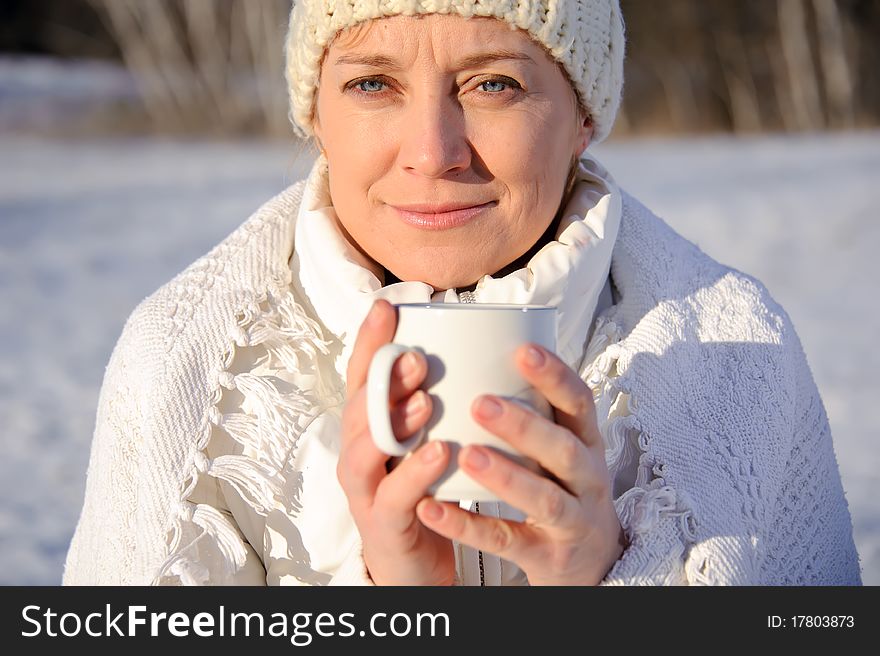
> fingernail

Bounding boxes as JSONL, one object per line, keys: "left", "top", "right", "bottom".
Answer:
{"left": 464, "top": 446, "right": 490, "bottom": 470}
{"left": 401, "top": 351, "right": 419, "bottom": 378}
{"left": 421, "top": 499, "right": 444, "bottom": 521}
{"left": 475, "top": 396, "right": 503, "bottom": 420}
{"left": 420, "top": 441, "right": 443, "bottom": 463}
{"left": 406, "top": 391, "right": 427, "bottom": 418}
{"left": 524, "top": 345, "right": 546, "bottom": 368}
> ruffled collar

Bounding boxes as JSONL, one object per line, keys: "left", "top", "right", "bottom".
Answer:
{"left": 290, "top": 153, "right": 622, "bottom": 376}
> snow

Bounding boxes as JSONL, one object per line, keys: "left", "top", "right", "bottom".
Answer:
{"left": 1, "top": 130, "right": 877, "bottom": 585}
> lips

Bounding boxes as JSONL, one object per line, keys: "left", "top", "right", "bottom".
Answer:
{"left": 390, "top": 200, "right": 496, "bottom": 231}
{"left": 392, "top": 201, "right": 493, "bottom": 213}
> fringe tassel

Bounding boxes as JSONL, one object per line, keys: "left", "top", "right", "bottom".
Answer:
{"left": 601, "top": 411, "right": 641, "bottom": 475}
{"left": 191, "top": 503, "right": 249, "bottom": 571}
{"left": 153, "top": 285, "right": 335, "bottom": 585}
{"left": 636, "top": 451, "right": 657, "bottom": 488}
{"left": 233, "top": 369, "right": 315, "bottom": 411}
{"left": 614, "top": 485, "right": 679, "bottom": 536}
{"left": 236, "top": 289, "right": 333, "bottom": 361}
{"left": 215, "top": 408, "right": 293, "bottom": 471}
{"left": 196, "top": 452, "right": 281, "bottom": 516}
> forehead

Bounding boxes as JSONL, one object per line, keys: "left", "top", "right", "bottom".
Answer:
{"left": 327, "top": 13, "right": 546, "bottom": 60}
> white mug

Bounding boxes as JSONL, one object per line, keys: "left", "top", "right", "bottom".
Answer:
{"left": 366, "top": 303, "right": 558, "bottom": 501}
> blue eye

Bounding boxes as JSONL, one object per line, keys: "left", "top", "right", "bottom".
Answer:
{"left": 480, "top": 79, "right": 509, "bottom": 93}
{"left": 355, "top": 78, "right": 385, "bottom": 93}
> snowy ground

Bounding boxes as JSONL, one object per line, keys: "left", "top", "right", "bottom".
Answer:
{"left": 1, "top": 131, "right": 877, "bottom": 585}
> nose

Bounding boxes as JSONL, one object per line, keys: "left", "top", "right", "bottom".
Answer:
{"left": 398, "top": 91, "right": 472, "bottom": 178}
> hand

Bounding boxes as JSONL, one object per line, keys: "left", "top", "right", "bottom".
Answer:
{"left": 414, "top": 343, "right": 627, "bottom": 585}
{"left": 337, "top": 299, "right": 456, "bottom": 585}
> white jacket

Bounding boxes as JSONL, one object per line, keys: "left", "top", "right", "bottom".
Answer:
{"left": 62, "top": 154, "right": 862, "bottom": 586}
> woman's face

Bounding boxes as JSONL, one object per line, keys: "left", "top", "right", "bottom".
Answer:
{"left": 313, "top": 14, "right": 592, "bottom": 290}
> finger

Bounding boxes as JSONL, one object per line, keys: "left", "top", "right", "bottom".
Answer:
{"left": 388, "top": 350, "right": 429, "bottom": 400}
{"left": 458, "top": 444, "right": 582, "bottom": 533}
{"left": 471, "top": 394, "right": 594, "bottom": 496}
{"left": 515, "top": 343, "right": 602, "bottom": 449}
{"left": 389, "top": 390, "right": 433, "bottom": 442}
{"left": 338, "top": 389, "right": 433, "bottom": 505}
{"left": 345, "top": 300, "right": 396, "bottom": 400}
{"left": 342, "top": 361, "right": 430, "bottom": 450}
{"left": 416, "top": 499, "right": 542, "bottom": 566}
{"left": 373, "top": 441, "right": 451, "bottom": 532}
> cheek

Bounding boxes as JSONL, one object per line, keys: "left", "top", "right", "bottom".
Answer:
{"left": 318, "top": 90, "right": 393, "bottom": 172}
{"left": 322, "top": 119, "right": 393, "bottom": 216}
{"left": 472, "top": 110, "right": 570, "bottom": 220}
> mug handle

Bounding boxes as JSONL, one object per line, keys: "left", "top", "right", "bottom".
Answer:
{"left": 366, "top": 343, "right": 427, "bottom": 456}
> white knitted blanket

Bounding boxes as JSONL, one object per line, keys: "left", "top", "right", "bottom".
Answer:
{"left": 62, "top": 179, "right": 862, "bottom": 585}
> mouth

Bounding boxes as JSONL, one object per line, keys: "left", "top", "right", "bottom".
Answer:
{"left": 390, "top": 201, "right": 497, "bottom": 231}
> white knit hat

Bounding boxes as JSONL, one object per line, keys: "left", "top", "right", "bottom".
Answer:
{"left": 285, "top": 1, "right": 625, "bottom": 143}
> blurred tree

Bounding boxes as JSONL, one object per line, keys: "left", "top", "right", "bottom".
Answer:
{"left": 87, "top": 0, "right": 291, "bottom": 137}
{"left": 813, "top": 0, "right": 855, "bottom": 128}
{"left": 619, "top": 0, "right": 874, "bottom": 136}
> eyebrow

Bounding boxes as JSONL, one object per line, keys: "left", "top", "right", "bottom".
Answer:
{"left": 333, "top": 50, "right": 535, "bottom": 70}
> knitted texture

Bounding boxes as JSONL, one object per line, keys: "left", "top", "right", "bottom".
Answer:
{"left": 62, "top": 181, "right": 862, "bottom": 586}
{"left": 284, "top": 0, "right": 625, "bottom": 142}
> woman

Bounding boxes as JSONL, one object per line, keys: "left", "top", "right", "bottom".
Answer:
{"left": 63, "top": 0, "right": 861, "bottom": 585}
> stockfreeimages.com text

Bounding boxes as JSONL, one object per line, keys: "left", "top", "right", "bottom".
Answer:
{"left": 21, "top": 604, "right": 450, "bottom": 645}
